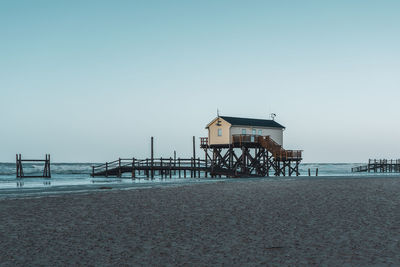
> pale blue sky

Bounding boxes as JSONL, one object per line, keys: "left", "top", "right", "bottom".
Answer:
{"left": 1, "top": 0, "right": 399, "bottom": 162}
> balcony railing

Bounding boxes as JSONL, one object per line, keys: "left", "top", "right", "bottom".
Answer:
{"left": 200, "top": 135, "right": 302, "bottom": 160}
{"left": 232, "top": 134, "right": 259, "bottom": 144}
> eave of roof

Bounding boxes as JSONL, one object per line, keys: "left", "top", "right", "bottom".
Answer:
{"left": 219, "top": 116, "right": 285, "bottom": 129}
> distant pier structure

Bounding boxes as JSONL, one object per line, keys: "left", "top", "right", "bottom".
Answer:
{"left": 352, "top": 159, "right": 400, "bottom": 173}
{"left": 16, "top": 154, "right": 51, "bottom": 178}
{"left": 91, "top": 115, "right": 303, "bottom": 178}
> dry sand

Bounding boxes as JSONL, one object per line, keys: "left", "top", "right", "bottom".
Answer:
{"left": 1, "top": 177, "right": 400, "bottom": 266}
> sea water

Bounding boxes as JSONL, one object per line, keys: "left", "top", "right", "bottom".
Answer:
{"left": 0, "top": 162, "right": 398, "bottom": 197}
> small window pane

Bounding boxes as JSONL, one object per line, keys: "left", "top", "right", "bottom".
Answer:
{"left": 258, "top": 130, "right": 262, "bottom": 135}
{"left": 252, "top": 129, "right": 256, "bottom": 135}
{"left": 242, "top": 129, "right": 246, "bottom": 135}
{"left": 218, "top": 129, "right": 222, "bottom": 136}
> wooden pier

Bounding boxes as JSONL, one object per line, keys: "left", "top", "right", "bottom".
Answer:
{"left": 352, "top": 159, "right": 400, "bottom": 173}
{"left": 91, "top": 135, "right": 302, "bottom": 178}
{"left": 91, "top": 157, "right": 208, "bottom": 178}
{"left": 16, "top": 154, "right": 51, "bottom": 178}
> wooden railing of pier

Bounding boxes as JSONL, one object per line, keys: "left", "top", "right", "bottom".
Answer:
{"left": 352, "top": 159, "right": 400, "bottom": 173}
{"left": 231, "top": 134, "right": 302, "bottom": 160}
{"left": 92, "top": 157, "right": 208, "bottom": 178}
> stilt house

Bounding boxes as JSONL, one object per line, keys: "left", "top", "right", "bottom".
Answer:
{"left": 206, "top": 116, "right": 285, "bottom": 146}
{"left": 200, "top": 115, "right": 302, "bottom": 177}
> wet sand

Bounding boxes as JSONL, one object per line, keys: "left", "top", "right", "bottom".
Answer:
{"left": 1, "top": 177, "right": 400, "bottom": 266}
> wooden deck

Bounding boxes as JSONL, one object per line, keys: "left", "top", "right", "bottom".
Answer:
{"left": 92, "top": 158, "right": 209, "bottom": 178}
{"left": 352, "top": 159, "right": 400, "bottom": 173}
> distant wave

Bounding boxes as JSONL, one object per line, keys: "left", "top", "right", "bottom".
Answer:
{"left": 0, "top": 163, "right": 93, "bottom": 176}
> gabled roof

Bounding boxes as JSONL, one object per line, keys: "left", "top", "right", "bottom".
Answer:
{"left": 219, "top": 116, "right": 285, "bottom": 129}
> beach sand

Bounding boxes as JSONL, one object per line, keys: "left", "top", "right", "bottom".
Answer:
{"left": 1, "top": 177, "right": 400, "bottom": 266}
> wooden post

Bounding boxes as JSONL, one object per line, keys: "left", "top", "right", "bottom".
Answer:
{"left": 146, "top": 159, "right": 149, "bottom": 178}
{"left": 193, "top": 136, "right": 196, "bottom": 178}
{"left": 105, "top": 162, "right": 108, "bottom": 177}
{"left": 160, "top": 157, "right": 163, "bottom": 178}
{"left": 205, "top": 149, "right": 208, "bottom": 178}
{"left": 151, "top": 137, "right": 154, "bottom": 179}
{"left": 43, "top": 154, "right": 46, "bottom": 177}
{"left": 198, "top": 157, "right": 201, "bottom": 178}
{"left": 211, "top": 148, "right": 216, "bottom": 177}
{"left": 19, "top": 154, "right": 23, "bottom": 177}
{"left": 48, "top": 154, "right": 51, "bottom": 178}
{"left": 368, "top": 159, "right": 370, "bottom": 172}
{"left": 132, "top": 158, "right": 136, "bottom": 179}
{"left": 16, "top": 154, "right": 19, "bottom": 178}
{"left": 308, "top": 168, "right": 310, "bottom": 176}
{"left": 169, "top": 157, "right": 172, "bottom": 178}
{"left": 242, "top": 146, "right": 246, "bottom": 174}
{"left": 44, "top": 154, "right": 48, "bottom": 177}
{"left": 174, "top": 151, "right": 176, "bottom": 175}
{"left": 178, "top": 158, "right": 181, "bottom": 178}
{"left": 193, "top": 136, "right": 196, "bottom": 162}
{"left": 316, "top": 168, "right": 318, "bottom": 176}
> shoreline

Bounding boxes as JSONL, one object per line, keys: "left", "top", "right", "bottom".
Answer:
{"left": 0, "top": 175, "right": 399, "bottom": 200}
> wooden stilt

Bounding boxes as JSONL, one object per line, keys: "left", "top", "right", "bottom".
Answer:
{"left": 151, "top": 137, "right": 154, "bottom": 179}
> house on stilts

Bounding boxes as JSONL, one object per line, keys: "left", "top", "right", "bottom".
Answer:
{"left": 91, "top": 115, "right": 302, "bottom": 178}
{"left": 200, "top": 116, "right": 302, "bottom": 177}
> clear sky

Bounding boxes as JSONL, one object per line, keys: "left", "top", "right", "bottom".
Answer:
{"left": 1, "top": 0, "right": 399, "bottom": 163}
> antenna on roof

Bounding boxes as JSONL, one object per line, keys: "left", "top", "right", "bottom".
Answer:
{"left": 270, "top": 113, "right": 276, "bottom": 121}
{"left": 216, "top": 109, "right": 222, "bottom": 126}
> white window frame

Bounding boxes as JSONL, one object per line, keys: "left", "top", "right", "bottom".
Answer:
{"left": 218, "top": 128, "right": 222, "bottom": 136}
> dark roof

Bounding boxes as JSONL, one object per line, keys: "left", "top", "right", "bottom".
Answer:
{"left": 220, "top": 116, "right": 285, "bottom": 129}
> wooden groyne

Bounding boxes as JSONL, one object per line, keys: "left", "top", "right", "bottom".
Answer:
{"left": 16, "top": 154, "right": 51, "bottom": 178}
{"left": 352, "top": 159, "right": 400, "bottom": 173}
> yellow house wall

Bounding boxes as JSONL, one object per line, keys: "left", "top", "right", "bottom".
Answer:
{"left": 208, "top": 118, "right": 231, "bottom": 145}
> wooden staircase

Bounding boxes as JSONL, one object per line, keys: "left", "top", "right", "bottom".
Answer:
{"left": 257, "top": 136, "right": 302, "bottom": 160}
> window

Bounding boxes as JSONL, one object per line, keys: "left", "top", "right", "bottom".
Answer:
{"left": 218, "top": 128, "right": 222, "bottom": 136}
{"left": 242, "top": 129, "right": 246, "bottom": 135}
{"left": 252, "top": 129, "right": 256, "bottom": 135}
{"left": 258, "top": 130, "right": 262, "bottom": 136}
